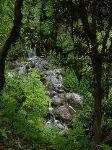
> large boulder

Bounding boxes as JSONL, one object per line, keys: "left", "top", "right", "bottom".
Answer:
{"left": 41, "top": 69, "right": 63, "bottom": 90}
{"left": 55, "top": 104, "right": 76, "bottom": 121}
{"left": 65, "top": 92, "right": 83, "bottom": 108}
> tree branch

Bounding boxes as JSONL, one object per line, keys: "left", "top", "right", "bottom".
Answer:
{"left": 78, "top": 0, "right": 97, "bottom": 51}
{"left": 0, "top": 0, "right": 23, "bottom": 91}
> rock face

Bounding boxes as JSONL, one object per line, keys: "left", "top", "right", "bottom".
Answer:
{"left": 8, "top": 56, "right": 48, "bottom": 76}
{"left": 9, "top": 55, "right": 83, "bottom": 133}
{"left": 38, "top": 60, "right": 83, "bottom": 132}
{"left": 41, "top": 69, "right": 63, "bottom": 90}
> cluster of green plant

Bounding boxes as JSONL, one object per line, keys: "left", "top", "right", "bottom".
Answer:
{"left": 0, "top": 68, "right": 94, "bottom": 150}
{"left": 55, "top": 118, "right": 92, "bottom": 150}
{"left": 0, "top": 69, "right": 57, "bottom": 149}
{"left": 63, "top": 67, "right": 112, "bottom": 149}
{"left": 0, "top": 0, "right": 112, "bottom": 149}
{"left": 0, "top": 0, "right": 14, "bottom": 47}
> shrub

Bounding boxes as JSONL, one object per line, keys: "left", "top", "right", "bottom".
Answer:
{"left": 0, "top": 69, "right": 53, "bottom": 149}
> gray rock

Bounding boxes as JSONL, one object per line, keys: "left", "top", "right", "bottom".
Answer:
{"left": 60, "top": 123, "right": 68, "bottom": 134}
{"left": 41, "top": 69, "right": 63, "bottom": 90}
{"left": 68, "top": 105, "right": 76, "bottom": 114}
{"left": 45, "top": 120, "right": 52, "bottom": 128}
{"left": 54, "top": 120, "right": 65, "bottom": 130}
{"left": 52, "top": 96, "right": 64, "bottom": 106}
{"left": 50, "top": 90, "right": 57, "bottom": 97}
{"left": 56, "top": 105, "right": 73, "bottom": 120}
{"left": 58, "top": 93, "right": 65, "bottom": 99}
{"left": 65, "top": 92, "right": 83, "bottom": 108}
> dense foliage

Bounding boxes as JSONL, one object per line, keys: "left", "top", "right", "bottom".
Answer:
{"left": 0, "top": 0, "right": 112, "bottom": 149}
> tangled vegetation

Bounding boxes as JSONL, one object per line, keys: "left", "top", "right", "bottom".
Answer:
{"left": 0, "top": 0, "right": 112, "bottom": 149}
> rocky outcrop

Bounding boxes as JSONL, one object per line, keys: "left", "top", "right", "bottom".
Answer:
{"left": 8, "top": 56, "right": 83, "bottom": 133}
{"left": 39, "top": 63, "right": 83, "bottom": 133}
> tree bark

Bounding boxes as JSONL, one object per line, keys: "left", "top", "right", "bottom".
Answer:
{"left": 0, "top": 0, "right": 23, "bottom": 91}
{"left": 91, "top": 53, "right": 103, "bottom": 144}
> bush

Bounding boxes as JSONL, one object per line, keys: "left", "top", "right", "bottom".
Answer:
{"left": 55, "top": 118, "right": 92, "bottom": 150}
{"left": 63, "top": 68, "right": 93, "bottom": 123}
{"left": 0, "top": 69, "right": 55, "bottom": 149}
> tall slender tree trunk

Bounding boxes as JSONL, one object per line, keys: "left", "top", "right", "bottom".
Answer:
{"left": 0, "top": 0, "right": 23, "bottom": 91}
{"left": 91, "top": 53, "right": 103, "bottom": 144}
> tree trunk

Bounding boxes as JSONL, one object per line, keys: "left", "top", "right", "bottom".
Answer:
{"left": 105, "top": 63, "right": 110, "bottom": 99}
{"left": 91, "top": 53, "right": 103, "bottom": 144}
{"left": 0, "top": 0, "right": 23, "bottom": 91}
